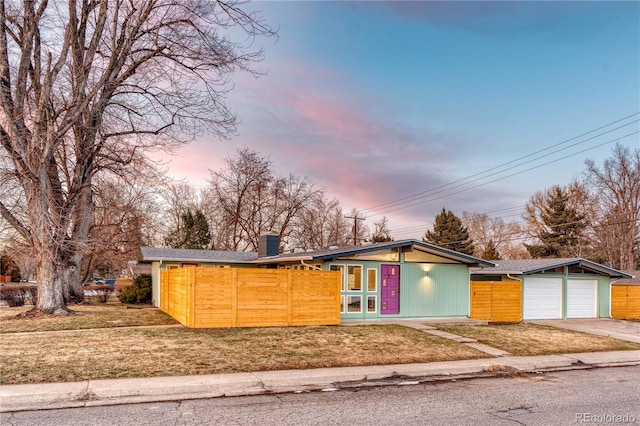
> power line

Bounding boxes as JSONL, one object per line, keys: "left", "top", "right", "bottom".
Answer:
{"left": 372, "top": 130, "right": 639, "bottom": 217}
{"left": 361, "top": 113, "right": 639, "bottom": 216}
{"left": 408, "top": 218, "right": 640, "bottom": 250}
{"left": 390, "top": 204, "right": 527, "bottom": 235}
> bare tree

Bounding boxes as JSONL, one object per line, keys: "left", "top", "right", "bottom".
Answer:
{"left": 207, "top": 148, "right": 274, "bottom": 251}
{"left": 82, "top": 173, "right": 162, "bottom": 282}
{"left": 370, "top": 216, "right": 393, "bottom": 243}
{"left": 462, "top": 211, "right": 528, "bottom": 259}
{"left": 159, "top": 182, "right": 201, "bottom": 244}
{"left": 0, "top": 0, "right": 273, "bottom": 314}
{"left": 293, "top": 196, "right": 351, "bottom": 250}
{"left": 206, "top": 148, "right": 322, "bottom": 251}
{"left": 1, "top": 236, "right": 36, "bottom": 281}
{"left": 584, "top": 144, "right": 640, "bottom": 270}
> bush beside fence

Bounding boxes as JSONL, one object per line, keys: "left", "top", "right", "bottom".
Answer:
{"left": 0, "top": 285, "right": 38, "bottom": 307}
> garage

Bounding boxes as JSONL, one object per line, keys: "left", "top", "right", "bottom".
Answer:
{"left": 567, "top": 279, "right": 597, "bottom": 318}
{"left": 471, "top": 259, "right": 631, "bottom": 320}
{"left": 523, "top": 277, "right": 562, "bottom": 320}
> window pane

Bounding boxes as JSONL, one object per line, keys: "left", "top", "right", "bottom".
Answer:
{"left": 367, "top": 269, "right": 377, "bottom": 291}
{"left": 340, "top": 296, "right": 345, "bottom": 313}
{"left": 367, "top": 296, "right": 376, "bottom": 313}
{"left": 347, "top": 265, "right": 362, "bottom": 291}
{"left": 347, "top": 296, "right": 361, "bottom": 313}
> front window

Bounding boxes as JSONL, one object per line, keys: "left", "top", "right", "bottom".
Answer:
{"left": 367, "top": 268, "right": 377, "bottom": 292}
{"left": 347, "top": 296, "right": 362, "bottom": 313}
{"left": 347, "top": 265, "right": 362, "bottom": 291}
{"left": 367, "top": 296, "right": 377, "bottom": 313}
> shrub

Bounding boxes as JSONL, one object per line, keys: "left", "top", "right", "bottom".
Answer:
{"left": 118, "top": 274, "right": 152, "bottom": 304}
{"left": 84, "top": 285, "right": 114, "bottom": 303}
{"left": 0, "top": 285, "right": 37, "bottom": 307}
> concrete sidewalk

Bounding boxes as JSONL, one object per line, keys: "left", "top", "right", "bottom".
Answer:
{"left": 2, "top": 350, "right": 639, "bottom": 413}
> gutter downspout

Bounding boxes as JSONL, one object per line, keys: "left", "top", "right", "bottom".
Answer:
{"left": 301, "top": 260, "right": 322, "bottom": 271}
{"left": 609, "top": 280, "right": 613, "bottom": 318}
{"left": 507, "top": 273, "right": 522, "bottom": 282}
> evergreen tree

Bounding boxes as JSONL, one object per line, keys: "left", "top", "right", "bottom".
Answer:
{"left": 423, "top": 208, "right": 474, "bottom": 255}
{"left": 481, "top": 239, "right": 500, "bottom": 260}
{"left": 165, "top": 209, "right": 211, "bottom": 250}
{"left": 524, "top": 186, "right": 587, "bottom": 258}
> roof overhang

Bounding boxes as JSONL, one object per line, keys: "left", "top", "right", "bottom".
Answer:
{"left": 139, "top": 247, "right": 257, "bottom": 264}
{"left": 269, "top": 240, "right": 495, "bottom": 267}
{"left": 472, "top": 259, "right": 632, "bottom": 278}
{"left": 142, "top": 257, "right": 255, "bottom": 264}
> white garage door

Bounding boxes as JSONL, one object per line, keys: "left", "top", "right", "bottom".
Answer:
{"left": 567, "top": 279, "right": 597, "bottom": 318}
{"left": 524, "top": 278, "right": 563, "bottom": 320}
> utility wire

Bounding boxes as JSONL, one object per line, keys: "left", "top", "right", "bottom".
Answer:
{"left": 402, "top": 218, "right": 640, "bottom": 249}
{"left": 362, "top": 113, "right": 639, "bottom": 216}
{"left": 373, "top": 130, "right": 639, "bottom": 217}
{"left": 390, "top": 204, "right": 527, "bottom": 234}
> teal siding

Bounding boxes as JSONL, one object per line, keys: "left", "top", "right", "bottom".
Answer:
{"left": 329, "top": 259, "right": 471, "bottom": 320}
{"left": 596, "top": 276, "right": 611, "bottom": 318}
{"left": 151, "top": 261, "right": 161, "bottom": 307}
{"left": 399, "top": 263, "right": 470, "bottom": 318}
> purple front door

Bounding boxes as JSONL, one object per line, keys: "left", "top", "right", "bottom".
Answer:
{"left": 380, "top": 264, "right": 399, "bottom": 315}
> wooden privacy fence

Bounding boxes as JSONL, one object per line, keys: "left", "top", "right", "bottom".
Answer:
{"left": 611, "top": 285, "right": 640, "bottom": 320}
{"left": 160, "top": 267, "right": 341, "bottom": 328}
{"left": 470, "top": 279, "right": 522, "bottom": 322}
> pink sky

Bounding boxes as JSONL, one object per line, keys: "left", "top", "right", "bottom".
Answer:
{"left": 153, "top": 1, "right": 640, "bottom": 239}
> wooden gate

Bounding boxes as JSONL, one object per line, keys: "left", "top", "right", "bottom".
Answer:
{"left": 470, "top": 279, "right": 522, "bottom": 322}
{"left": 611, "top": 285, "right": 640, "bottom": 319}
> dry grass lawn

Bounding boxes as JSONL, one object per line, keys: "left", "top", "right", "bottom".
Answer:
{"left": 0, "top": 304, "right": 178, "bottom": 333}
{"left": 0, "top": 324, "right": 488, "bottom": 385}
{"left": 437, "top": 323, "right": 640, "bottom": 356}
{"left": 4, "top": 305, "right": 636, "bottom": 386}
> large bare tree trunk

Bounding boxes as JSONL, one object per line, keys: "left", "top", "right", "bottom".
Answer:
{"left": 0, "top": 1, "right": 273, "bottom": 314}
{"left": 35, "top": 247, "right": 66, "bottom": 313}
{"left": 66, "top": 183, "right": 94, "bottom": 302}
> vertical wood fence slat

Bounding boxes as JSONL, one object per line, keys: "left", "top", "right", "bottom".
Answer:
{"left": 612, "top": 285, "right": 640, "bottom": 320}
{"left": 160, "top": 267, "right": 340, "bottom": 328}
{"left": 287, "top": 270, "right": 293, "bottom": 326}
{"left": 470, "top": 280, "right": 522, "bottom": 322}
{"left": 231, "top": 268, "right": 238, "bottom": 327}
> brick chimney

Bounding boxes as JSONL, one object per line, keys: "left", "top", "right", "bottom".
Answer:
{"left": 258, "top": 234, "right": 280, "bottom": 258}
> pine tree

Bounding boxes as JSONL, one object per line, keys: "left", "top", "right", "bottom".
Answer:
{"left": 423, "top": 208, "right": 474, "bottom": 255}
{"left": 524, "top": 186, "right": 587, "bottom": 258}
{"left": 165, "top": 209, "right": 211, "bottom": 250}
{"left": 481, "top": 239, "right": 500, "bottom": 260}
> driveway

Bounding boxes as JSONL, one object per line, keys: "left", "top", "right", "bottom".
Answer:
{"left": 530, "top": 318, "right": 640, "bottom": 344}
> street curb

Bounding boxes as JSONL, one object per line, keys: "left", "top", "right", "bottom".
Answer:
{"left": 2, "top": 351, "right": 639, "bottom": 413}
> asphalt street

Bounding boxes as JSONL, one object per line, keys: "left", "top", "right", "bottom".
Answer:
{"left": 3, "top": 365, "right": 639, "bottom": 426}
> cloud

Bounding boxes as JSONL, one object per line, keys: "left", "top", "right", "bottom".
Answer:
{"left": 223, "top": 60, "right": 489, "bottom": 223}
{"left": 380, "top": 1, "right": 629, "bottom": 37}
